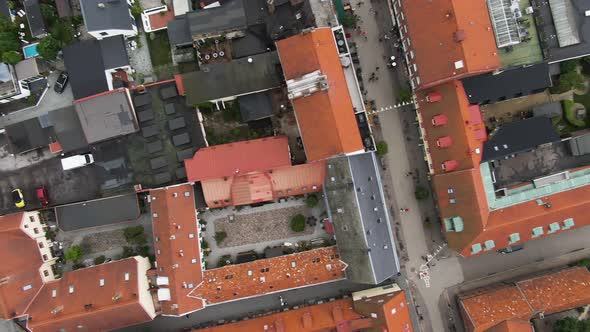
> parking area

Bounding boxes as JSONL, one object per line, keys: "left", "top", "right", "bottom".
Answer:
{"left": 0, "top": 155, "right": 100, "bottom": 214}
{"left": 56, "top": 193, "right": 141, "bottom": 231}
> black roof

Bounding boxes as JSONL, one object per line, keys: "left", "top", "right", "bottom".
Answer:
{"left": 63, "top": 36, "right": 128, "bottom": 99}
{"left": 462, "top": 62, "right": 552, "bottom": 105}
{"left": 56, "top": 194, "right": 140, "bottom": 231}
{"left": 24, "top": 0, "right": 46, "bottom": 38}
{"left": 5, "top": 118, "right": 54, "bottom": 154}
{"left": 482, "top": 117, "right": 561, "bottom": 162}
{"left": 186, "top": 0, "right": 247, "bottom": 37}
{"left": 237, "top": 90, "right": 273, "bottom": 122}
{"left": 0, "top": 0, "right": 10, "bottom": 18}
{"left": 47, "top": 106, "right": 88, "bottom": 153}
{"left": 231, "top": 24, "right": 272, "bottom": 59}
{"left": 192, "top": 182, "right": 207, "bottom": 210}
{"left": 167, "top": 15, "right": 192, "bottom": 47}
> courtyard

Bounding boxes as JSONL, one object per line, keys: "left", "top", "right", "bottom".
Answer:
{"left": 199, "top": 196, "right": 333, "bottom": 268}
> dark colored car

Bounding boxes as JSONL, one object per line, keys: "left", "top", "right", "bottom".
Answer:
{"left": 36, "top": 186, "right": 49, "bottom": 206}
{"left": 54, "top": 72, "right": 69, "bottom": 93}
{"left": 498, "top": 244, "right": 524, "bottom": 254}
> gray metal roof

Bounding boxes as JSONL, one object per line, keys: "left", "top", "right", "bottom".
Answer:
{"left": 74, "top": 89, "right": 138, "bottom": 144}
{"left": 533, "top": 102, "right": 563, "bottom": 119}
{"left": 569, "top": 131, "right": 590, "bottom": 156}
{"left": 56, "top": 194, "right": 141, "bottom": 231}
{"left": 99, "top": 35, "right": 130, "bottom": 69}
{"left": 79, "top": 0, "right": 134, "bottom": 32}
{"left": 167, "top": 15, "right": 192, "bottom": 46}
{"left": 324, "top": 152, "right": 400, "bottom": 285}
{"left": 186, "top": 0, "right": 247, "bottom": 38}
{"left": 24, "top": 0, "right": 46, "bottom": 37}
{"left": 182, "top": 51, "right": 281, "bottom": 105}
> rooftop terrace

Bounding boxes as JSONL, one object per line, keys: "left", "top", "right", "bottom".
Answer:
{"left": 497, "top": 0, "right": 543, "bottom": 67}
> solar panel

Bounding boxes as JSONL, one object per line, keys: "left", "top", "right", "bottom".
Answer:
{"left": 487, "top": 0, "right": 521, "bottom": 48}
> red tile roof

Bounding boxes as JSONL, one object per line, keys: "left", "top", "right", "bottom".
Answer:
{"left": 201, "top": 161, "right": 326, "bottom": 207}
{"left": 397, "top": 0, "right": 500, "bottom": 89}
{"left": 460, "top": 267, "right": 590, "bottom": 332}
{"left": 150, "top": 184, "right": 204, "bottom": 316}
{"left": 276, "top": 28, "right": 364, "bottom": 161}
{"left": 25, "top": 257, "right": 155, "bottom": 332}
{"left": 185, "top": 136, "right": 292, "bottom": 182}
{"left": 0, "top": 213, "right": 44, "bottom": 320}
{"left": 147, "top": 6, "right": 174, "bottom": 31}
{"left": 486, "top": 320, "right": 534, "bottom": 332}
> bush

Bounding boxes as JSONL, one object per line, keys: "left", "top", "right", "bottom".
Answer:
{"left": 93, "top": 255, "right": 106, "bottom": 265}
{"left": 64, "top": 245, "right": 84, "bottom": 263}
{"left": 376, "top": 141, "right": 389, "bottom": 156}
{"left": 290, "top": 214, "right": 306, "bottom": 232}
{"left": 214, "top": 231, "right": 227, "bottom": 244}
{"left": 415, "top": 185, "right": 430, "bottom": 200}
{"left": 554, "top": 317, "right": 590, "bottom": 332}
{"left": 120, "top": 246, "right": 135, "bottom": 259}
{"left": 217, "top": 255, "right": 232, "bottom": 267}
{"left": 341, "top": 13, "right": 357, "bottom": 28}
{"left": 197, "top": 102, "right": 215, "bottom": 114}
{"left": 72, "top": 262, "right": 85, "bottom": 270}
{"left": 201, "top": 240, "right": 209, "bottom": 249}
{"left": 305, "top": 194, "right": 319, "bottom": 208}
{"left": 560, "top": 59, "right": 579, "bottom": 73}
{"left": 552, "top": 71, "right": 585, "bottom": 94}
{"left": 138, "top": 245, "right": 150, "bottom": 257}
{"left": 40, "top": 4, "right": 58, "bottom": 25}
{"left": 45, "top": 229, "right": 56, "bottom": 241}
{"left": 123, "top": 226, "right": 147, "bottom": 245}
{"left": 38, "top": 36, "right": 61, "bottom": 60}
{"left": 2, "top": 50, "right": 21, "bottom": 65}
{"left": 397, "top": 88, "right": 412, "bottom": 103}
{"left": 563, "top": 100, "right": 586, "bottom": 127}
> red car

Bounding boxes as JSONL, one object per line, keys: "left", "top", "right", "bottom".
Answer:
{"left": 36, "top": 186, "right": 49, "bottom": 206}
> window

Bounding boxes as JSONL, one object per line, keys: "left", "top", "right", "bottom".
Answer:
{"left": 548, "top": 222, "right": 560, "bottom": 234}
{"left": 69, "top": 285, "right": 75, "bottom": 294}
{"left": 444, "top": 217, "right": 463, "bottom": 232}
{"left": 449, "top": 198, "right": 456, "bottom": 204}
{"left": 189, "top": 233, "right": 195, "bottom": 238}
{"left": 484, "top": 240, "right": 495, "bottom": 251}
{"left": 563, "top": 218, "right": 575, "bottom": 229}
{"left": 191, "top": 258, "right": 197, "bottom": 263}
{"left": 184, "top": 191, "right": 191, "bottom": 197}
{"left": 39, "top": 242, "right": 44, "bottom": 249}
{"left": 532, "top": 226, "right": 544, "bottom": 238}
{"left": 52, "top": 289, "right": 57, "bottom": 298}
{"left": 152, "top": 213, "right": 158, "bottom": 218}
{"left": 409, "top": 50, "right": 415, "bottom": 59}
{"left": 99, "top": 279, "right": 105, "bottom": 287}
{"left": 509, "top": 233, "right": 520, "bottom": 244}
{"left": 43, "top": 270, "right": 49, "bottom": 277}
{"left": 100, "top": 32, "right": 108, "bottom": 36}
{"left": 33, "top": 228, "right": 39, "bottom": 234}
{"left": 22, "top": 284, "right": 32, "bottom": 291}
{"left": 471, "top": 243, "right": 482, "bottom": 254}
{"left": 125, "top": 272, "right": 130, "bottom": 281}
{"left": 29, "top": 216, "right": 35, "bottom": 222}
{"left": 447, "top": 188, "right": 454, "bottom": 194}
{"left": 42, "top": 254, "right": 48, "bottom": 261}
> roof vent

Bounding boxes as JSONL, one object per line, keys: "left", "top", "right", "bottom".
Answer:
{"left": 247, "top": 57, "right": 253, "bottom": 63}
{"left": 453, "top": 30, "right": 466, "bottom": 42}
{"left": 97, "top": 2, "right": 106, "bottom": 8}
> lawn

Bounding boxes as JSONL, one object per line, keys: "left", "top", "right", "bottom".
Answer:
{"left": 146, "top": 31, "right": 172, "bottom": 67}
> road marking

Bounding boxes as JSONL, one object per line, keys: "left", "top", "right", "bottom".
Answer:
{"left": 367, "top": 102, "right": 414, "bottom": 114}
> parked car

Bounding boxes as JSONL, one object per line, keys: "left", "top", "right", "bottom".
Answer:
{"left": 36, "top": 186, "right": 49, "bottom": 206}
{"left": 498, "top": 244, "right": 524, "bottom": 254}
{"left": 54, "top": 71, "right": 69, "bottom": 93}
{"left": 61, "top": 153, "right": 94, "bottom": 171}
{"left": 11, "top": 189, "right": 25, "bottom": 208}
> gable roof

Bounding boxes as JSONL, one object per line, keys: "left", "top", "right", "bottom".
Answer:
{"left": 398, "top": 0, "right": 500, "bottom": 89}
{"left": 185, "top": 0, "right": 247, "bottom": 38}
{"left": 80, "top": 0, "right": 134, "bottom": 32}
{"left": 185, "top": 136, "right": 292, "bottom": 182}
{"left": 24, "top": 0, "right": 46, "bottom": 38}
{"left": 276, "top": 28, "right": 364, "bottom": 161}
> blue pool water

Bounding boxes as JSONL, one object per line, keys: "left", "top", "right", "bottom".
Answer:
{"left": 23, "top": 43, "right": 39, "bottom": 59}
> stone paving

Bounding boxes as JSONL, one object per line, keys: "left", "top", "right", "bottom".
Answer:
{"left": 213, "top": 204, "right": 314, "bottom": 248}
{"left": 129, "top": 33, "right": 156, "bottom": 81}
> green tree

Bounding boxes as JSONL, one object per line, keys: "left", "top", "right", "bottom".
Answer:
{"left": 0, "top": 31, "right": 20, "bottom": 54}
{"left": 560, "top": 59, "right": 579, "bottom": 73}
{"left": 397, "top": 88, "right": 412, "bottom": 103}
{"left": 553, "top": 71, "right": 585, "bottom": 93}
{"left": 51, "top": 21, "right": 75, "bottom": 46}
{"left": 64, "top": 245, "right": 84, "bottom": 263}
{"left": 93, "top": 255, "right": 106, "bottom": 265}
{"left": 120, "top": 246, "right": 136, "bottom": 259}
{"left": 376, "top": 141, "right": 389, "bottom": 156}
{"left": 554, "top": 317, "right": 590, "bottom": 332}
{"left": 38, "top": 36, "right": 61, "bottom": 60}
{"left": 40, "top": 4, "right": 58, "bottom": 25}
{"left": 214, "top": 231, "right": 227, "bottom": 244}
{"left": 2, "top": 50, "right": 21, "bottom": 65}
{"left": 341, "top": 13, "right": 357, "bottom": 28}
{"left": 290, "top": 214, "right": 306, "bottom": 232}
{"left": 305, "top": 194, "right": 319, "bottom": 208}
{"left": 414, "top": 185, "right": 430, "bottom": 200}
{"left": 123, "top": 225, "right": 147, "bottom": 245}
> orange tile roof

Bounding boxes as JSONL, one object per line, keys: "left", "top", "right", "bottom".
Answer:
{"left": 150, "top": 184, "right": 204, "bottom": 316}
{"left": 460, "top": 267, "right": 590, "bottom": 332}
{"left": 25, "top": 257, "right": 155, "bottom": 332}
{"left": 276, "top": 28, "right": 364, "bottom": 161}
{"left": 486, "top": 320, "right": 533, "bottom": 332}
{"left": 190, "top": 247, "right": 346, "bottom": 305}
{"left": 0, "top": 213, "right": 44, "bottom": 320}
{"left": 398, "top": 0, "right": 500, "bottom": 89}
{"left": 201, "top": 161, "right": 326, "bottom": 207}
{"left": 185, "top": 136, "right": 292, "bottom": 182}
{"left": 147, "top": 7, "right": 174, "bottom": 30}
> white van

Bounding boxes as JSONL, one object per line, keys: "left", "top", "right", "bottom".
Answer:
{"left": 61, "top": 154, "right": 94, "bottom": 171}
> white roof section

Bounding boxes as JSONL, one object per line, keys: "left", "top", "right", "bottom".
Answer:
{"left": 157, "top": 288, "right": 171, "bottom": 301}
{"left": 173, "top": 0, "right": 190, "bottom": 16}
{"left": 487, "top": 0, "right": 521, "bottom": 48}
{"left": 156, "top": 276, "right": 169, "bottom": 285}
{"left": 548, "top": 0, "right": 581, "bottom": 47}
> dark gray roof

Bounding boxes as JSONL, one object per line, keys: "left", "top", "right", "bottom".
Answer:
{"left": 462, "top": 63, "right": 552, "bottom": 105}
{"left": 5, "top": 117, "right": 54, "bottom": 154}
{"left": 533, "top": 102, "right": 563, "bottom": 119}
{"left": 183, "top": 51, "right": 281, "bottom": 105}
{"left": 55, "top": 0, "right": 72, "bottom": 17}
{"left": 24, "top": 0, "right": 46, "bottom": 38}
{"left": 231, "top": 24, "right": 271, "bottom": 59}
{"left": 324, "top": 152, "right": 400, "bottom": 285}
{"left": 186, "top": 0, "right": 247, "bottom": 38}
{"left": 47, "top": 106, "right": 88, "bottom": 153}
{"left": 264, "top": 246, "right": 284, "bottom": 259}
{"left": 63, "top": 37, "right": 128, "bottom": 99}
{"left": 80, "top": 0, "right": 134, "bottom": 32}
{"left": 56, "top": 194, "right": 140, "bottom": 231}
{"left": 99, "top": 35, "right": 129, "bottom": 69}
{"left": 192, "top": 182, "right": 207, "bottom": 210}
{"left": 0, "top": 0, "right": 10, "bottom": 18}
{"left": 536, "top": 0, "right": 590, "bottom": 63}
{"left": 167, "top": 15, "right": 192, "bottom": 46}
{"left": 237, "top": 90, "right": 273, "bottom": 122}
{"left": 569, "top": 130, "right": 590, "bottom": 156}
{"left": 482, "top": 117, "right": 561, "bottom": 162}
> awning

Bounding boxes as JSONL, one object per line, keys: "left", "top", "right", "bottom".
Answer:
{"left": 436, "top": 136, "right": 453, "bottom": 148}
{"left": 432, "top": 114, "right": 448, "bottom": 126}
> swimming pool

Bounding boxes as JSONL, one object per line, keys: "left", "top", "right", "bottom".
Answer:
{"left": 23, "top": 43, "right": 39, "bottom": 59}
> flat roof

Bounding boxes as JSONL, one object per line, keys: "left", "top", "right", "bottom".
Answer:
{"left": 5, "top": 117, "right": 54, "bottom": 154}
{"left": 324, "top": 152, "right": 399, "bottom": 284}
{"left": 182, "top": 51, "right": 281, "bottom": 105}
{"left": 48, "top": 106, "right": 88, "bottom": 153}
{"left": 74, "top": 89, "right": 138, "bottom": 144}
{"left": 186, "top": 0, "right": 247, "bottom": 38}
{"left": 462, "top": 62, "right": 551, "bottom": 105}
{"left": 56, "top": 194, "right": 140, "bottom": 231}
{"left": 237, "top": 90, "right": 274, "bottom": 122}
{"left": 79, "top": 0, "right": 134, "bottom": 31}
{"left": 24, "top": 0, "right": 46, "bottom": 37}
{"left": 482, "top": 117, "right": 561, "bottom": 162}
